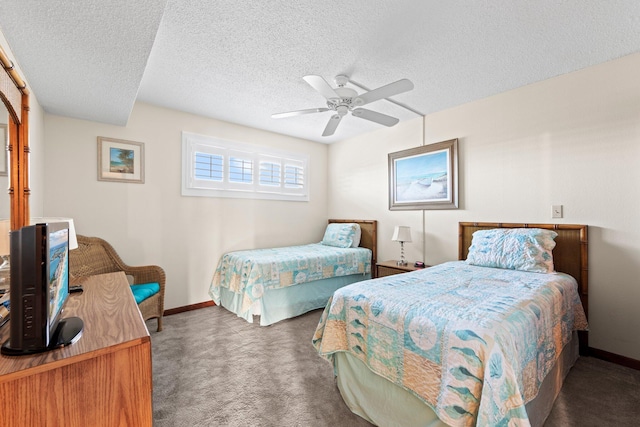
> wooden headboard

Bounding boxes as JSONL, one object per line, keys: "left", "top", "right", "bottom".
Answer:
{"left": 459, "top": 222, "right": 589, "bottom": 353}
{"left": 459, "top": 222, "right": 589, "bottom": 320}
{"left": 329, "top": 219, "right": 378, "bottom": 270}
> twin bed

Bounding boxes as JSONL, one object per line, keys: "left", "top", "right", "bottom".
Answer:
{"left": 313, "top": 222, "right": 589, "bottom": 427}
{"left": 210, "top": 220, "right": 589, "bottom": 426}
{"left": 209, "top": 219, "right": 377, "bottom": 326}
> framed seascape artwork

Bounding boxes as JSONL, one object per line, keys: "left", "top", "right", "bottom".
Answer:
{"left": 0, "top": 124, "right": 7, "bottom": 176}
{"left": 97, "top": 136, "right": 145, "bottom": 183}
{"left": 388, "top": 138, "right": 458, "bottom": 210}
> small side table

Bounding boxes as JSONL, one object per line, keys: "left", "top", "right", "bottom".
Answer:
{"left": 376, "top": 260, "right": 428, "bottom": 278}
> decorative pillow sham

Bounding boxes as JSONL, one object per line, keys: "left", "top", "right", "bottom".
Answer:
{"left": 321, "top": 223, "right": 360, "bottom": 248}
{"left": 351, "top": 225, "right": 362, "bottom": 248}
{"left": 466, "top": 228, "right": 557, "bottom": 273}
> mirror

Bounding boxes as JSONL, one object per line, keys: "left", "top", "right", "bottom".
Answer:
{"left": 1, "top": 101, "right": 8, "bottom": 219}
{"left": 0, "top": 45, "right": 30, "bottom": 231}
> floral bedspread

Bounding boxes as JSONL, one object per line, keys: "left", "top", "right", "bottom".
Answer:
{"left": 209, "top": 243, "right": 371, "bottom": 309}
{"left": 313, "top": 261, "right": 588, "bottom": 426}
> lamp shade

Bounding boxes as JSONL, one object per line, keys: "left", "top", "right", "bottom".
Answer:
{"left": 391, "top": 226, "right": 412, "bottom": 243}
{"left": 0, "top": 220, "right": 9, "bottom": 256}
{"left": 30, "top": 217, "right": 78, "bottom": 250}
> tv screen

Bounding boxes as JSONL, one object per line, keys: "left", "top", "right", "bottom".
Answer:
{"left": 48, "top": 225, "right": 70, "bottom": 331}
{"left": 2, "top": 222, "right": 83, "bottom": 356}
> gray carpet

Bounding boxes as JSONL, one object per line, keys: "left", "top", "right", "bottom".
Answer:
{"left": 149, "top": 307, "right": 640, "bottom": 427}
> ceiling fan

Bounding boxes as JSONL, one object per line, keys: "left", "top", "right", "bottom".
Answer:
{"left": 272, "top": 75, "right": 414, "bottom": 137}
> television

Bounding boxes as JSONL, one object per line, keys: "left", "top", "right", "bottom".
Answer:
{"left": 1, "top": 222, "right": 83, "bottom": 355}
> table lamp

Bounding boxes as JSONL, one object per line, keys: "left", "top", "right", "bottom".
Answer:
{"left": 392, "top": 225, "right": 412, "bottom": 266}
{"left": 30, "top": 217, "right": 78, "bottom": 250}
{"left": 1, "top": 218, "right": 78, "bottom": 254}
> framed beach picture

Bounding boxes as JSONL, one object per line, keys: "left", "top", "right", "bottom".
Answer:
{"left": 97, "top": 136, "right": 145, "bottom": 183}
{"left": 0, "top": 124, "right": 7, "bottom": 176}
{"left": 388, "top": 139, "right": 458, "bottom": 210}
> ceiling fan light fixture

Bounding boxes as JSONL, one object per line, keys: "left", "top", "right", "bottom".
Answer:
{"left": 273, "top": 74, "right": 415, "bottom": 137}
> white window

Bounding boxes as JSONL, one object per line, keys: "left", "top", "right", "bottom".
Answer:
{"left": 285, "top": 164, "right": 304, "bottom": 188}
{"left": 182, "top": 132, "right": 309, "bottom": 201}
{"left": 259, "top": 161, "right": 281, "bottom": 187}
{"left": 194, "top": 153, "right": 223, "bottom": 181}
{"left": 229, "top": 157, "right": 253, "bottom": 184}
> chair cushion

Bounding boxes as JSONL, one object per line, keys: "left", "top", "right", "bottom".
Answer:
{"left": 130, "top": 282, "right": 160, "bottom": 304}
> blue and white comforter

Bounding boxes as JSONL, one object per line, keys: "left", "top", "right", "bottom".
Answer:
{"left": 210, "top": 243, "right": 371, "bottom": 315}
{"left": 313, "top": 261, "right": 588, "bottom": 427}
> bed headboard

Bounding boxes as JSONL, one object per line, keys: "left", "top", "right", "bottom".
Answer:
{"left": 459, "top": 222, "right": 588, "bottom": 317}
{"left": 328, "top": 219, "right": 377, "bottom": 269}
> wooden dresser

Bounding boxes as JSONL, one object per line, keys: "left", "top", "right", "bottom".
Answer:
{"left": 0, "top": 272, "right": 152, "bottom": 427}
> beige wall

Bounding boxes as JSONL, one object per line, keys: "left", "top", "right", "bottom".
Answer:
{"left": 328, "top": 53, "right": 640, "bottom": 360}
{"left": 43, "top": 102, "right": 329, "bottom": 309}
{"left": 7, "top": 23, "right": 639, "bottom": 360}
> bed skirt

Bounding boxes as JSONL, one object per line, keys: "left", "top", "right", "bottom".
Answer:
{"left": 217, "top": 273, "right": 371, "bottom": 326}
{"left": 334, "top": 331, "right": 580, "bottom": 427}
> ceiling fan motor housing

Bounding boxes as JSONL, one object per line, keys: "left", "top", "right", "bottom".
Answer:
{"left": 327, "top": 87, "right": 362, "bottom": 113}
{"left": 273, "top": 74, "right": 414, "bottom": 136}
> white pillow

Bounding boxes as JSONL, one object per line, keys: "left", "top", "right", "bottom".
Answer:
{"left": 321, "top": 223, "right": 360, "bottom": 248}
{"left": 466, "top": 228, "right": 557, "bottom": 273}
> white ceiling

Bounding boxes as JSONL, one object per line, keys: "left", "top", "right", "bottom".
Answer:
{"left": 1, "top": 1, "right": 640, "bottom": 144}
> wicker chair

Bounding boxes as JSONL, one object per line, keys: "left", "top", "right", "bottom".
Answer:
{"left": 69, "top": 235, "right": 165, "bottom": 331}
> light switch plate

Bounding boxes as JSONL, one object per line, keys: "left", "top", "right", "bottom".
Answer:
{"left": 552, "top": 205, "right": 563, "bottom": 219}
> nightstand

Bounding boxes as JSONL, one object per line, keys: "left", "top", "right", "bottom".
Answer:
{"left": 376, "top": 260, "right": 427, "bottom": 278}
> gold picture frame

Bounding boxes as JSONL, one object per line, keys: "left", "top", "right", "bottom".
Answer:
{"left": 97, "top": 136, "right": 145, "bottom": 183}
{"left": 388, "top": 139, "right": 458, "bottom": 210}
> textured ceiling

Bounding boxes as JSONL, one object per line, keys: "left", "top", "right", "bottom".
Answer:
{"left": 1, "top": 1, "right": 640, "bottom": 143}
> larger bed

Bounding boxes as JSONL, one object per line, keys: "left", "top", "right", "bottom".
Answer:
{"left": 210, "top": 219, "right": 377, "bottom": 326}
{"left": 313, "top": 222, "right": 589, "bottom": 427}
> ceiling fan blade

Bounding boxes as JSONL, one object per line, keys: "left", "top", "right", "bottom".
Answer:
{"left": 271, "top": 108, "right": 329, "bottom": 119}
{"left": 356, "top": 79, "right": 414, "bottom": 105}
{"left": 352, "top": 108, "right": 400, "bottom": 127}
{"left": 303, "top": 75, "right": 340, "bottom": 100}
{"left": 322, "top": 114, "right": 342, "bottom": 136}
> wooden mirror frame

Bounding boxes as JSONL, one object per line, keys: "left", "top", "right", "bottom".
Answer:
{"left": 0, "top": 45, "right": 30, "bottom": 230}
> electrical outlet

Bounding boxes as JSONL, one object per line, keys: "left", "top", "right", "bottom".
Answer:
{"left": 552, "top": 205, "right": 563, "bottom": 219}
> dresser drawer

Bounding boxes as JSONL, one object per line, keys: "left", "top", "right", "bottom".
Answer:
{"left": 377, "top": 265, "right": 405, "bottom": 277}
